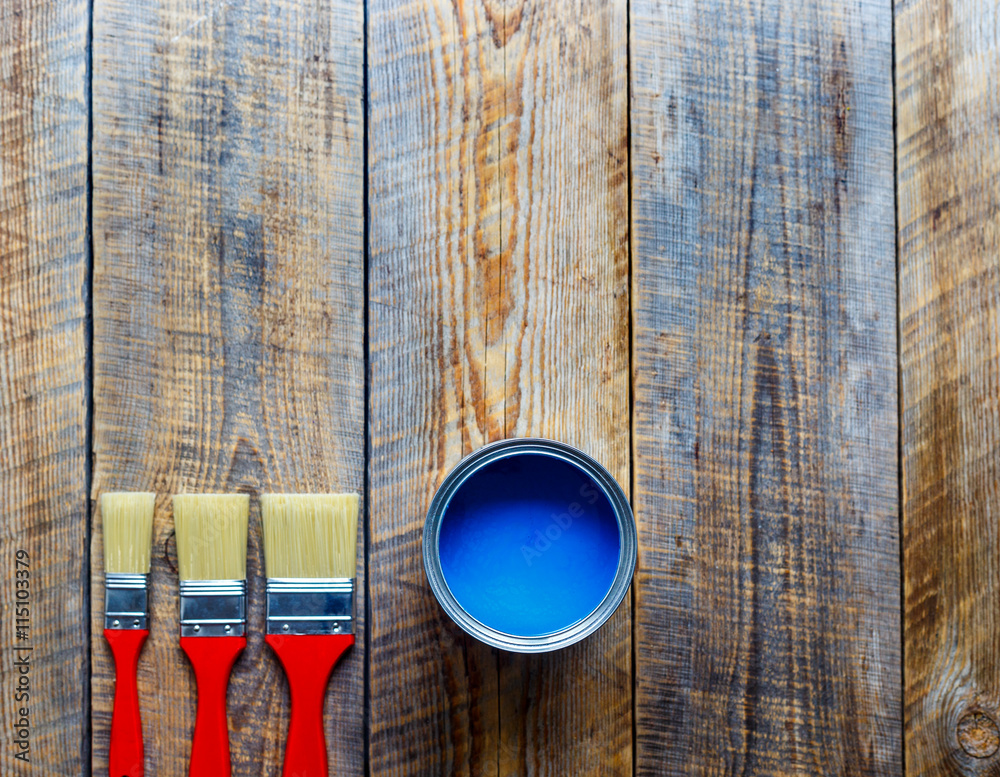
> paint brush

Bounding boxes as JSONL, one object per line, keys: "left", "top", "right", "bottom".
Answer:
{"left": 102, "top": 492, "right": 155, "bottom": 777}
{"left": 262, "top": 494, "right": 358, "bottom": 777}
{"left": 173, "top": 494, "right": 249, "bottom": 777}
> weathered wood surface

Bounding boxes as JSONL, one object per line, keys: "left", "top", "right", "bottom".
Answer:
{"left": 0, "top": 0, "right": 90, "bottom": 773}
{"left": 90, "top": 0, "right": 365, "bottom": 774}
{"left": 367, "top": 0, "right": 630, "bottom": 773}
{"left": 630, "top": 0, "right": 900, "bottom": 774}
{"left": 0, "top": 0, "right": 993, "bottom": 772}
{"left": 898, "top": 0, "right": 1000, "bottom": 773}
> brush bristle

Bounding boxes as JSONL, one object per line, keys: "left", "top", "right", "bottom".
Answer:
{"left": 173, "top": 494, "right": 249, "bottom": 581}
{"left": 261, "top": 494, "right": 359, "bottom": 578}
{"left": 102, "top": 492, "right": 156, "bottom": 574}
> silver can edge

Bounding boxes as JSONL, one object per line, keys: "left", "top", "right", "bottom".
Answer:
{"left": 422, "top": 438, "right": 636, "bottom": 654}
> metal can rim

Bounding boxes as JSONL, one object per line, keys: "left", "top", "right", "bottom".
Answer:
{"left": 422, "top": 437, "right": 636, "bottom": 653}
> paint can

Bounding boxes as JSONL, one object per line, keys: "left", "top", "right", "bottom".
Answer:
{"left": 423, "top": 438, "right": 636, "bottom": 653}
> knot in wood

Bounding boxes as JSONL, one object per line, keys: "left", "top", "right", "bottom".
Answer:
{"left": 957, "top": 712, "right": 1000, "bottom": 758}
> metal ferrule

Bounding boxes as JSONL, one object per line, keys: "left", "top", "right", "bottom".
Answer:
{"left": 179, "top": 579, "right": 246, "bottom": 638}
{"left": 266, "top": 578, "right": 354, "bottom": 636}
{"left": 104, "top": 573, "right": 149, "bottom": 631}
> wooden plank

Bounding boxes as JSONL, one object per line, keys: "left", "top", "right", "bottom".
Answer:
{"left": 0, "top": 0, "right": 90, "bottom": 773}
{"left": 897, "top": 0, "right": 1000, "bottom": 772}
{"left": 367, "top": 0, "right": 630, "bottom": 774}
{"left": 630, "top": 1, "right": 900, "bottom": 774}
{"left": 90, "top": 0, "right": 365, "bottom": 774}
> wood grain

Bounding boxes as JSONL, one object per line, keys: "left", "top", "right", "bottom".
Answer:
{"left": 367, "top": 0, "right": 630, "bottom": 774}
{"left": 90, "top": 0, "right": 364, "bottom": 774}
{"left": 897, "top": 0, "right": 1000, "bottom": 774}
{"left": 0, "top": 0, "right": 90, "bottom": 773}
{"left": 630, "top": 1, "right": 900, "bottom": 774}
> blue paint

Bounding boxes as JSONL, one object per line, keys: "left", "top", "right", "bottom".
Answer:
{"left": 437, "top": 454, "right": 621, "bottom": 637}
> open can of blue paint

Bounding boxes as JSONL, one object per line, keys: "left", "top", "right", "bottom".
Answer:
{"left": 423, "top": 438, "right": 636, "bottom": 653}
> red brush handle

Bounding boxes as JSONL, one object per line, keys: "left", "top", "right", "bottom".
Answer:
{"left": 266, "top": 633, "right": 354, "bottom": 777}
{"left": 179, "top": 636, "right": 246, "bottom": 777}
{"left": 105, "top": 629, "right": 148, "bottom": 777}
